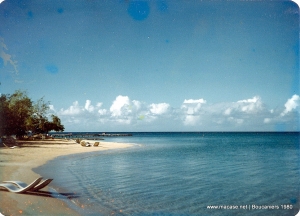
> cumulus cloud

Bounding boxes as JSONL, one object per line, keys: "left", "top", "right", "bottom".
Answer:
{"left": 108, "top": 95, "right": 151, "bottom": 125}
{"left": 183, "top": 115, "right": 200, "bottom": 126}
{"left": 132, "top": 100, "right": 140, "bottom": 106}
{"left": 59, "top": 101, "right": 82, "bottom": 115}
{"left": 223, "top": 96, "right": 263, "bottom": 116}
{"left": 150, "top": 103, "right": 170, "bottom": 115}
{"left": 218, "top": 96, "right": 269, "bottom": 129}
{"left": 280, "top": 94, "right": 300, "bottom": 116}
{"left": 181, "top": 98, "right": 206, "bottom": 115}
{"left": 224, "top": 108, "right": 232, "bottom": 115}
{"left": 183, "top": 99, "right": 206, "bottom": 104}
{"left": 98, "top": 109, "right": 108, "bottom": 115}
{"left": 95, "top": 102, "right": 107, "bottom": 116}
{"left": 236, "top": 96, "right": 263, "bottom": 113}
{"left": 180, "top": 98, "right": 207, "bottom": 125}
{"left": 260, "top": 95, "right": 300, "bottom": 131}
{"left": 53, "top": 94, "right": 299, "bottom": 131}
{"left": 85, "top": 100, "right": 94, "bottom": 112}
{"left": 108, "top": 96, "right": 172, "bottom": 125}
{"left": 110, "top": 95, "right": 131, "bottom": 117}
{"left": 228, "top": 117, "right": 244, "bottom": 124}
{"left": 59, "top": 100, "right": 106, "bottom": 116}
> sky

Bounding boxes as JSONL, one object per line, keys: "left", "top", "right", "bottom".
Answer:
{"left": 0, "top": 0, "right": 299, "bottom": 132}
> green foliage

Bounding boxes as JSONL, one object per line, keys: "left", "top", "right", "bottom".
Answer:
{"left": 43, "top": 115, "right": 65, "bottom": 133}
{"left": 0, "top": 90, "right": 33, "bottom": 137}
{"left": 0, "top": 94, "right": 10, "bottom": 136}
{"left": 0, "top": 90, "right": 65, "bottom": 138}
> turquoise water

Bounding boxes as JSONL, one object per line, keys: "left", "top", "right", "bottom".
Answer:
{"left": 35, "top": 132, "right": 300, "bottom": 215}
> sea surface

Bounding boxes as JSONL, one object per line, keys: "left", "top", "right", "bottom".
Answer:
{"left": 35, "top": 132, "right": 300, "bottom": 216}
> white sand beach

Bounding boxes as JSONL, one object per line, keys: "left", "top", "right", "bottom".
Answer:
{"left": 0, "top": 139, "right": 133, "bottom": 215}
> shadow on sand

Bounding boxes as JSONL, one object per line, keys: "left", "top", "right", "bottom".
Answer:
{"left": 0, "top": 189, "right": 80, "bottom": 199}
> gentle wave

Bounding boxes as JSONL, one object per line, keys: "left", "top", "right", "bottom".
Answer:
{"left": 35, "top": 132, "right": 300, "bottom": 215}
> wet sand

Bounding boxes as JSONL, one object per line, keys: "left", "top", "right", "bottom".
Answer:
{"left": 0, "top": 139, "right": 133, "bottom": 216}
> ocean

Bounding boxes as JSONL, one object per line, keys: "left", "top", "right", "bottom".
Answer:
{"left": 34, "top": 132, "right": 299, "bottom": 215}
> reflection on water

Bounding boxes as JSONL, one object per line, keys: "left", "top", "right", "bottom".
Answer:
{"left": 35, "top": 132, "right": 300, "bottom": 215}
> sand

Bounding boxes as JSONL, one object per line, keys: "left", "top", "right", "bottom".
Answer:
{"left": 0, "top": 139, "right": 133, "bottom": 216}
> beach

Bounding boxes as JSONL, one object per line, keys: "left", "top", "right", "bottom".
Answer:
{"left": 0, "top": 139, "right": 133, "bottom": 216}
{"left": 0, "top": 133, "right": 298, "bottom": 215}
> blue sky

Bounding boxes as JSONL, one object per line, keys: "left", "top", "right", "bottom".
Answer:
{"left": 0, "top": 0, "right": 299, "bottom": 131}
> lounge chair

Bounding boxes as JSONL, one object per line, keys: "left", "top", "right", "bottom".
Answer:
{"left": 3, "top": 142, "right": 19, "bottom": 149}
{"left": 93, "top": 142, "right": 100, "bottom": 147}
{"left": 32, "top": 179, "right": 53, "bottom": 191}
{"left": 80, "top": 141, "right": 91, "bottom": 147}
{"left": 3, "top": 178, "right": 53, "bottom": 192}
{"left": 0, "top": 177, "right": 42, "bottom": 193}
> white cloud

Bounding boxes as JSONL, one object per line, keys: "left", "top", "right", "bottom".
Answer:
{"left": 183, "top": 99, "right": 206, "bottom": 104}
{"left": 180, "top": 98, "right": 207, "bottom": 125}
{"left": 222, "top": 96, "right": 263, "bottom": 117}
{"left": 183, "top": 115, "right": 200, "bottom": 126}
{"left": 108, "top": 95, "right": 149, "bottom": 125}
{"left": 280, "top": 94, "right": 300, "bottom": 116}
{"left": 53, "top": 94, "right": 299, "bottom": 131}
{"left": 181, "top": 98, "right": 206, "bottom": 115}
{"left": 132, "top": 100, "right": 141, "bottom": 110}
{"left": 228, "top": 117, "right": 244, "bottom": 124}
{"left": 110, "top": 95, "right": 131, "bottom": 117}
{"left": 49, "top": 104, "right": 56, "bottom": 112}
{"left": 218, "top": 96, "right": 266, "bottom": 128}
{"left": 224, "top": 108, "right": 232, "bottom": 115}
{"left": 98, "top": 109, "right": 107, "bottom": 115}
{"left": 236, "top": 96, "right": 263, "bottom": 114}
{"left": 150, "top": 103, "right": 170, "bottom": 115}
{"left": 59, "top": 101, "right": 82, "bottom": 115}
{"left": 96, "top": 103, "right": 106, "bottom": 115}
{"left": 96, "top": 102, "right": 103, "bottom": 108}
{"left": 84, "top": 100, "right": 94, "bottom": 112}
{"left": 237, "top": 97, "right": 259, "bottom": 103}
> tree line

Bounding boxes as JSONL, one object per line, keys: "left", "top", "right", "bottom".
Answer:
{"left": 0, "top": 90, "right": 64, "bottom": 138}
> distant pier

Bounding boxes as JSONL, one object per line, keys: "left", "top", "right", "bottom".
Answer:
{"left": 51, "top": 133, "right": 132, "bottom": 139}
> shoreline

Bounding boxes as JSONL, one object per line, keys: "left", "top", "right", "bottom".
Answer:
{"left": 0, "top": 139, "right": 134, "bottom": 215}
